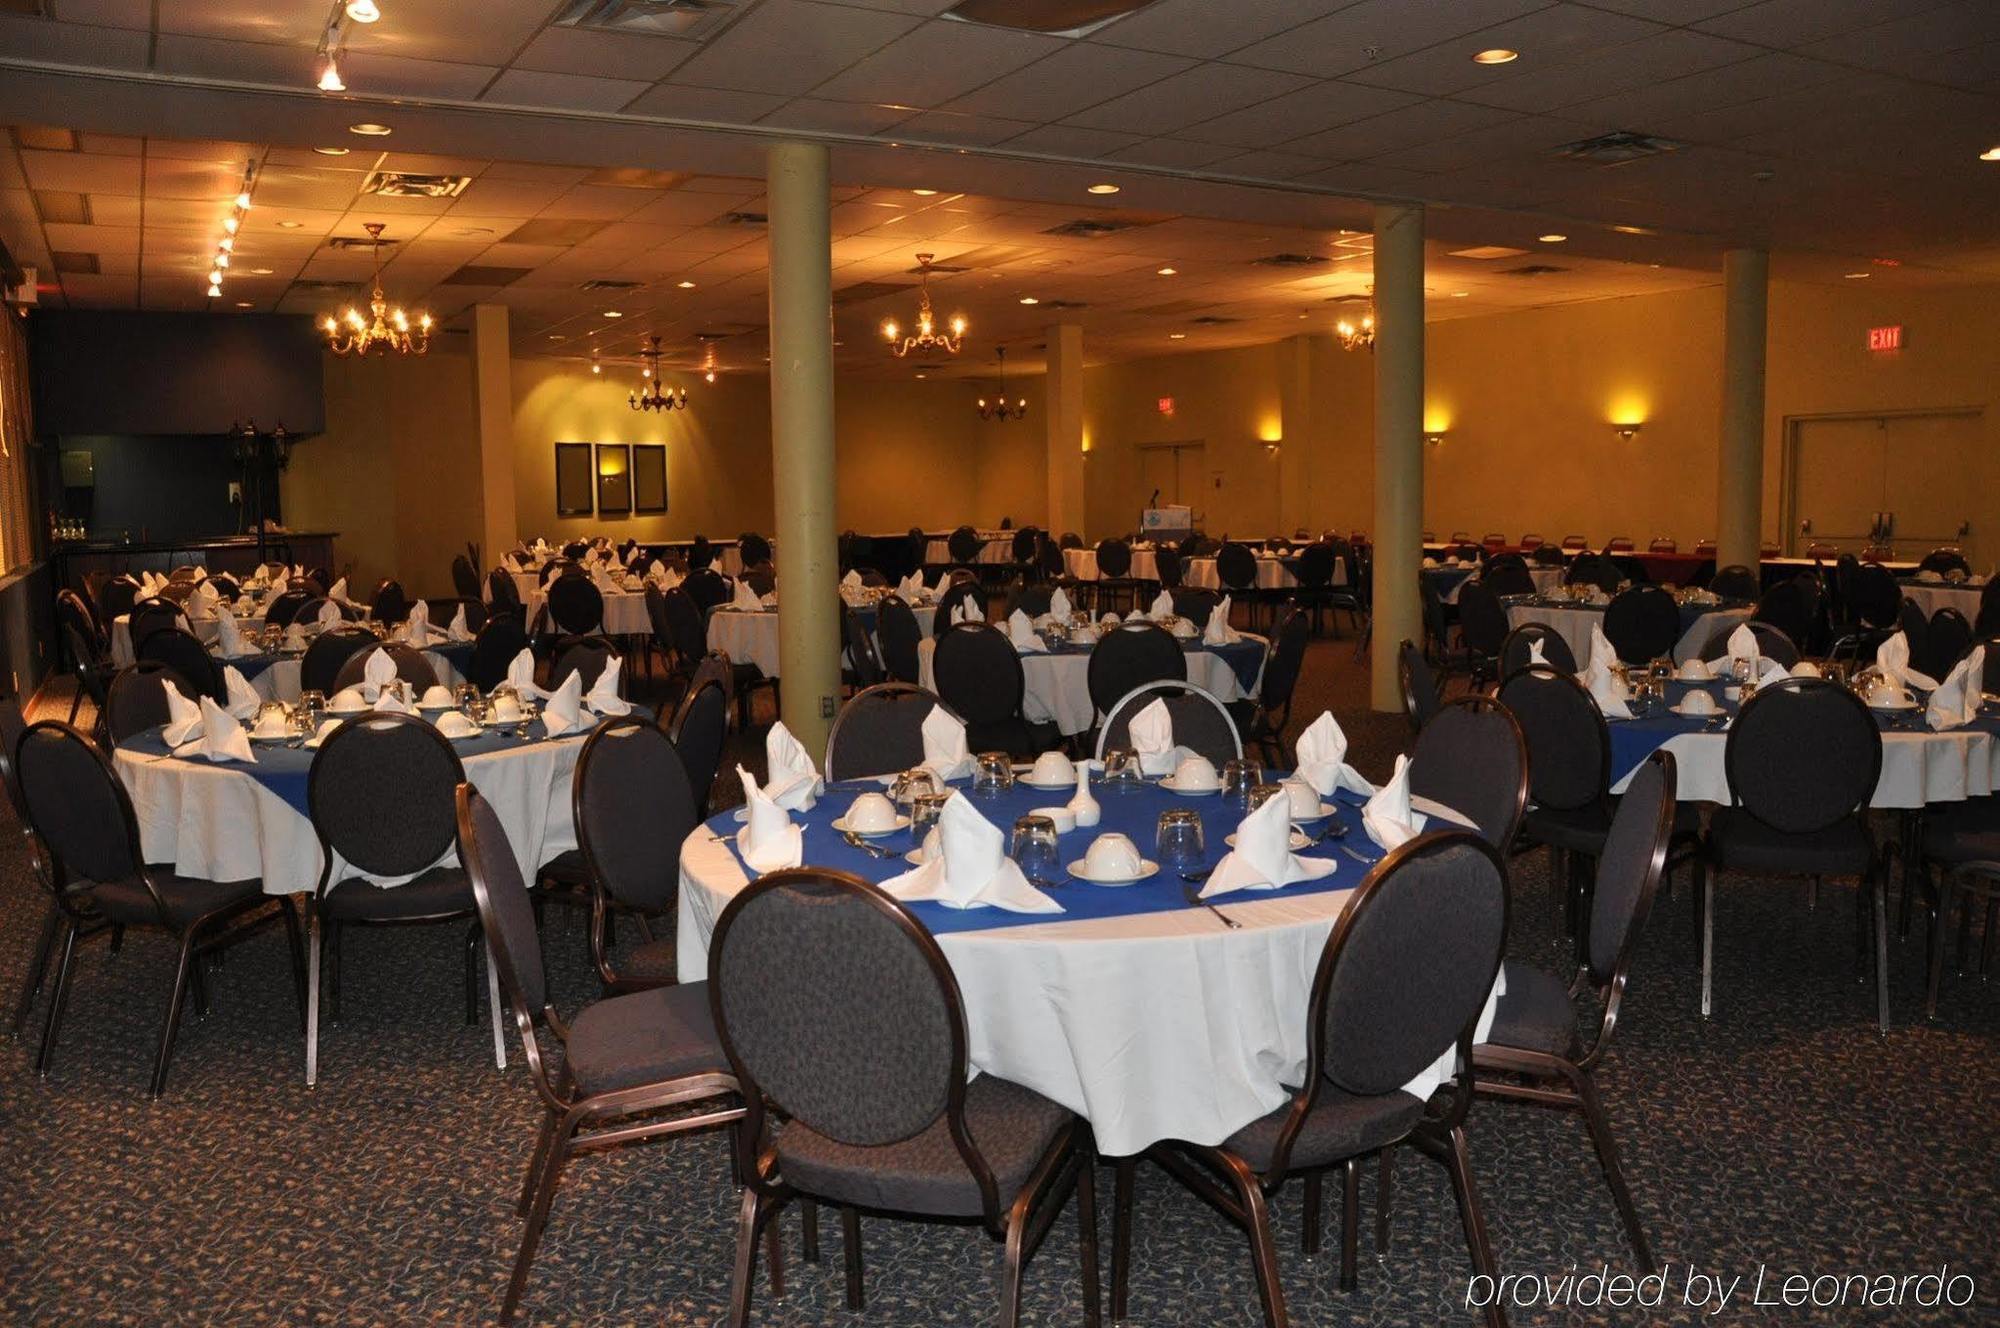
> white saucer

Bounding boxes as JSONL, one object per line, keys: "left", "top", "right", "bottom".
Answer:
{"left": 903, "top": 848, "right": 931, "bottom": 866}
{"left": 1160, "top": 776, "right": 1222, "bottom": 796}
{"left": 1290, "top": 800, "right": 1336, "bottom": 822}
{"left": 1064, "top": 859, "right": 1160, "bottom": 886}
{"left": 416, "top": 701, "right": 457, "bottom": 712}
{"left": 1868, "top": 698, "right": 1919, "bottom": 712}
{"left": 249, "top": 731, "right": 296, "bottom": 744}
{"left": 1225, "top": 827, "right": 1310, "bottom": 850}
{"left": 1669, "top": 702, "right": 1723, "bottom": 718}
{"left": 831, "top": 815, "right": 910, "bottom": 838}
{"left": 1018, "top": 775, "right": 1078, "bottom": 791}
{"left": 481, "top": 713, "right": 531, "bottom": 727}
{"left": 1674, "top": 673, "right": 1721, "bottom": 686}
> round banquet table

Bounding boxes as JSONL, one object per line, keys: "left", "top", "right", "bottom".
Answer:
{"left": 926, "top": 532, "right": 1014, "bottom": 565}
{"left": 915, "top": 633, "right": 1267, "bottom": 737}
{"left": 226, "top": 644, "right": 472, "bottom": 702}
{"left": 676, "top": 776, "right": 1499, "bottom": 1157}
{"left": 1506, "top": 599, "right": 1751, "bottom": 666}
{"left": 526, "top": 584, "right": 652, "bottom": 636}
{"left": 1603, "top": 681, "right": 2000, "bottom": 808}
{"left": 1061, "top": 548, "right": 1163, "bottom": 582}
{"left": 111, "top": 612, "right": 268, "bottom": 668}
{"left": 1181, "top": 555, "right": 1318, "bottom": 591}
{"left": 1898, "top": 580, "right": 1985, "bottom": 619}
{"left": 708, "top": 602, "right": 939, "bottom": 679}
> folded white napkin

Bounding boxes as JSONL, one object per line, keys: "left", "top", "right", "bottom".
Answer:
{"left": 505, "top": 647, "right": 546, "bottom": 701}
{"left": 1422, "top": 556, "right": 1439, "bottom": 569}
{"left": 1049, "top": 586, "right": 1073, "bottom": 620}
{"left": 1203, "top": 596, "right": 1241, "bottom": 645}
{"left": 539, "top": 670, "right": 585, "bottom": 737}
{"left": 841, "top": 569, "right": 862, "bottom": 590}
{"left": 1877, "top": 630, "right": 1940, "bottom": 692}
{"left": 329, "top": 577, "right": 350, "bottom": 605}
{"left": 1293, "top": 711, "right": 1380, "bottom": 799}
{"left": 951, "top": 600, "right": 978, "bottom": 626}
{"left": 267, "top": 570, "right": 288, "bottom": 599}
{"left": 763, "top": 721, "right": 823, "bottom": 809}
{"left": 504, "top": 554, "right": 523, "bottom": 572}
{"left": 1577, "top": 624, "right": 1632, "bottom": 718}
{"left": 187, "top": 580, "right": 220, "bottom": 621}
{"left": 878, "top": 793, "right": 1061, "bottom": 913}
{"left": 1362, "top": 754, "right": 1427, "bottom": 852}
{"left": 222, "top": 665, "right": 261, "bottom": 721}
{"left": 433, "top": 711, "right": 479, "bottom": 739}
{"left": 734, "top": 764, "right": 804, "bottom": 873}
{"left": 161, "top": 683, "right": 202, "bottom": 746}
{"left": 1725, "top": 623, "right": 1760, "bottom": 674}
{"left": 316, "top": 600, "right": 343, "bottom": 632}
{"left": 363, "top": 647, "right": 397, "bottom": 701}
{"left": 1926, "top": 646, "right": 1984, "bottom": 731}
{"left": 1100, "top": 611, "right": 1122, "bottom": 625}
{"left": 592, "top": 567, "right": 622, "bottom": 594}
{"left": 1202, "top": 786, "right": 1339, "bottom": 898}
{"left": 920, "top": 705, "right": 974, "bottom": 783}
{"left": 1128, "top": 697, "right": 1185, "bottom": 777}
{"left": 1587, "top": 623, "right": 1619, "bottom": 677}
{"left": 584, "top": 657, "right": 632, "bottom": 716}
{"left": 1006, "top": 609, "right": 1047, "bottom": 653}
{"left": 174, "top": 696, "right": 256, "bottom": 764}
{"left": 214, "top": 605, "right": 251, "bottom": 658}
{"left": 1528, "top": 637, "right": 1548, "bottom": 666}
{"left": 1757, "top": 659, "right": 1791, "bottom": 686}
{"left": 533, "top": 538, "right": 550, "bottom": 554}
{"left": 446, "top": 604, "right": 473, "bottom": 642}
{"left": 730, "top": 578, "right": 764, "bottom": 612}
{"left": 402, "top": 601, "right": 437, "bottom": 648}
{"left": 373, "top": 687, "right": 412, "bottom": 715}
{"left": 1917, "top": 568, "right": 1944, "bottom": 584}
{"left": 191, "top": 566, "right": 207, "bottom": 583}
{"left": 1147, "top": 590, "right": 1174, "bottom": 620}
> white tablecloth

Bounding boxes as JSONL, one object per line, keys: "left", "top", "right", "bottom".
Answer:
{"left": 1507, "top": 604, "right": 1750, "bottom": 667}
{"left": 1441, "top": 566, "right": 1565, "bottom": 604}
{"left": 1609, "top": 723, "right": 2000, "bottom": 809}
{"left": 708, "top": 604, "right": 939, "bottom": 679}
{"left": 1183, "top": 556, "right": 1317, "bottom": 591}
{"left": 915, "top": 636, "right": 1265, "bottom": 737}
{"left": 239, "top": 650, "right": 466, "bottom": 703}
{"left": 1062, "top": 548, "right": 1163, "bottom": 582}
{"left": 675, "top": 798, "right": 1498, "bottom": 1157}
{"left": 927, "top": 532, "right": 1015, "bottom": 565}
{"left": 111, "top": 613, "right": 268, "bottom": 668}
{"left": 1899, "top": 582, "right": 1984, "bottom": 619}
{"left": 526, "top": 585, "right": 652, "bottom": 636}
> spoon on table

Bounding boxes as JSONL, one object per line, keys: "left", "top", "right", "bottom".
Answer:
{"left": 841, "top": 830, "right": 898, "bottom": 860}
{"left": 1178, "top": 874, "right": 1241, "bottom": 930}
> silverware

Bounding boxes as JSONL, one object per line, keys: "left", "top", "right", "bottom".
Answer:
{"left": 1180, "top": 876, "right": 1241, "bottom": 929}
{"left": 1304, "top": 819, "right": 1348, "bottom": 844}
{"left": 1339, "top": 843, "right": 1377, "bottom": 867}
{"left": 841, "top": 830, "right": 897, "bottom": 859}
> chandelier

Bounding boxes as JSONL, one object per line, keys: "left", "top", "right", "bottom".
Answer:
{"left": 1334, "top": 308, "right": 1375, "bottom": 352}
{"left": 629, "top": 335, "right": 688, "bottom": 412}
{"left": 323, "top": 223, "right": 431, "bottom": 356}
{"left": 883, "top": 253, "right": 966, "bottom": 357}
{"left": 976, "top": 346, "right": 1028, "bottom": 422}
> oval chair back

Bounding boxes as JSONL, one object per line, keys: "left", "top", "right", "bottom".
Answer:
{"left": 1723, "top": 680, "right": 1880, "bottom": 835}
{"left": 1408, "top": 695, "right": 1529, "bottom": 850}
{"left": 1499, "top": 622, "right": 1576, "bottom": 677}
{"left": 136, "top": 628, "right": 226, "bottom": 705}
{"left": 1497, "top": 666, "right": 1608, "bottom": 813}
{"left": 669, "top": 672, "right": 731, "bottom": 816}
{"left": 1085, "top": 621, "right": 1186, "bottom": 718}
{"left": 826, "top": 683, "right": 953, "bottom": 782}
{"left": 301, "top": 626, "right": 380, "bottom": 697}
{"left": 467, "top": 616, "right": 529, "bottom": 692}
{"left": 104, "top": 662, "right": 192, "bottom": 745}
{"left": 1396, "top": 639, "right": 1440, "bottom": 733}
{"left": 306, "top": 712, "right": 466, "bottom": 886}
{"left": 931, "top": 623, "right": 1026, "bottom": 729}
{"left": 574, "top": 718, "right": 694, "bottom": 916}
{"left": 1603, "top": 585, "right": 1681, "bottom": 664}
{"left": 1094, "top": 681, "right": 1241, "bottom": 768}
{"left": 875, "top": 595, "right": 923, "bottom": 684}
{"left": 551, "top": 636, "right": 620, "bottom": 694}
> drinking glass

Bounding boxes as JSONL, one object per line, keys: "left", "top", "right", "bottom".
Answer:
{"left": 910, "top": 793, "right": 950, "bottom": 850}
{"left": 972, "top": 752, "right": 1015, "bottom": 797}
{"left": 889, "top": 767, "right": 940, "bottom": 814}
{"left": 1248, "top": 782, "right": 1288, "bottom": 815}
{"left": 1155, "top": 809, "right": 1206, "bottom": 874}
{"left": 1010, "top": 815, "right": 1062, "bottom": 888}
{"left": 1221, "top": 758, "right": 1264, "bottom": 806}
{"left": 1100, "top": 748, "right": 1144, "bottom": 792}
{"left": 298, "top": 690, "right": 327, "bottom": 733}
{"left": 1738, "top": 677, "right": 1759, "bottom": 707}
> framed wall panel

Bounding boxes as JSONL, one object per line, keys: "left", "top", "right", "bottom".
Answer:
{"left": 554, "top": 442, "right": 594, "bottom": 517}
{"left": 596, "top": 443, "right": 632, "bottom": 516}
{"left": 632, "top": 444, "right": 667, "bottom": 514}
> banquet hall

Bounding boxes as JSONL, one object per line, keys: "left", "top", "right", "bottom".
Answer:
{"left": 2, "top": 2, "right": 1998, "bottom": 1325}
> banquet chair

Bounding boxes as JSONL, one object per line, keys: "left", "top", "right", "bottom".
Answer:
{"left": 1561, "top": 535, "right": 1589, "bottom": 552}
{"left": 1827, "top": 562, "right": 1901, "bottom": 660}
{"left": 487, "top": 567, "right": 523, "bottom": 617}
{"left": 57, "top": 590, "right": 114, "bottom": 725}
{"left": 1111, "top": 832, "right": 1507, "bottom": 1328}
{"left": 1469, "top": 751, "right": 1676, "bottom": 1273}
{"left": 1500, "top": 666, "right": 1615, "bottom": 933}
{"left": 947, "top": 524, "right": 983, "bottom": 569}
{"left": 4, "top": 696, "right": 103, "bottom": 1040}
{"left": 739, "top": 531, "right": 773, "bottom": 569}
{"left": 1004, "top": 580, "right": 1055, "bottom": 621}
{"left": 1752, "top": 576, "right": 1821, "bottom": 655}
{"left": 743, "top": 563, "right": 777, "bottom": 598}
{"left": 1086, "top": 620, "right": 1188, "bottom": 721}
{"left": 1169, "top": 586, "right": 1220, "bottom": 631}
{"left": 547, "top": 574, "right": 605, "bottom": 637}
{"left": 573, "top": 718, "right": 697, "bottom": 992}
{"left": 1153, "top": 543, "right": 1183, "bottom": 590}
{"left": 1709, "top": 563, "right": 1760, "bottom": 602}
{"left": 1518, "top": 534, "right": 1544, "bottom": 552}
{"left": 1603, "top": 585, "right": 1681, "bottom": 664}
{"left": 1230, "top": 607, "right": 1309, "bottom": 766}
{"left": 933, "top": 580, "right": 988, "bottom": 636}
{"left": 301, "top": 626, "right": 380, "bottom": 697}
{"left": 826, "top": 683, "right": 953, "bottom": 782}
{"left": 1215, "top": 541, "right": 1261, "bottom": 626}
{"left": 261, "top": 587, "right": 314, "bottom": 629}
{"left": 684, "top": 568, "right": 732, "bottom": 614}
{"left": 467, "top": 616, "right": 530, "bottom": 693}
{"left": 1928, "top": 608, "right": 1974, "bottom": 678}
{"left": 1697, "top": 679, "right": 1888, "bottom": 1028}
{"left": 875, "top": 595, "right": 923, "bottom": 684}
{"left": 710, "top": 868, "right": 1098, "bottom": 1328}
{"left": 104, "top": 662, "right": 194, "bottom": 744}
{"left": 1607, "top": 537, "right": 1636, "bottom": 553}
{"left": 1093, "top": 538, "right": 1139, "bottom": 616}
{"left": 668, "top": 667, "right": 730, "bottom": 814}
{"left": 1453, "top": 582, "right": 1510, "bottom": 691}
{"left": 305, "top": 712, "right": 493, "bottom": 1084}
{"left": 1095, "top": 680, "right": 1241, "bottom": 768}
{"left": 331, "top": 642, "right": 440, "bottom": 694}
{"left": 208, "top": 572, "right": 241, "bottom": 601}
{"left": 137, "top": 628, "right": 227, "bottom": 705}
{"left": 1397, "top": 640, "right": 1441, "bottom": 733}
{"left": 842, "top": 605, "right": 885, "bottom": 693}
{"left": 16, "top": 720, "right": 303, "bottom": 1097}
{"left": 1976, "top": 583, "right": 2000, "bottom": 636}
{"left": 128, "top": 596, "right": 189, "bottom": 650}
{"left": 1648, "top": 538, "right": 1678, "bottom": 553}
{"left": 96, "top": 573, "right": 141, "bottom": 626}
{"left": 1408, "top": 696, "right": 1529, "bottom": 851}
{"left": 459, "top": 783, "right": 742, "bottom": 1324}
{"left": 1917, "top": 547, "right": 1972, "bottom": 577}
{"left": 1910, "top": 793, "right": 2000, "bottom": 1016}
{"left": 551, "top": 636, "right": 621, "bottom": 694}
{"left": 1481, "top": 554, "right": 1535, "bottom": 599}
{"left": 370, "top": 579, "right": 413, "bottom": 628}
{"left": 1698, "top": 620, "right": 1799, "bottom": 669}
{"left": 1009, "top": 527, "right": 1041, "bottom": 571}
{"left": 1289, "top": 542, "right": 1351, "bottom": 637}
{"left": 933, "top": 622, "right": 1050, "bottom": 758}
{"left": 1449, "top": 531, "right": 1472, "bottom": 544}
{"left": 450, "top": 554, "right": 483, "bottom": 600}
{"left": 1498, "top": 623, "right": 1576, "bottom": 677}
{"left": 155, "top": 579, "right": 195, "bottom": 607}
{"left": 1894, "top": 600, "right": 1934, "bottom": 679}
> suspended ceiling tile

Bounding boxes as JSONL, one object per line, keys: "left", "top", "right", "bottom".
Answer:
{"left": 1065, "top": 63, "right": 1317, "bottom": 135}
{"left": 483, "top": 68, "right": 655, "bottom": 113}
{"left": 621, "top": 83, "right": 788, "bottom": 123}
{"left": 667, "top": 1, "right": 924, "bottom": 98}
{"left": 0, "top": 14, "right": 150, "bottom": 68}
{"left": 943, "top": 42, "right": 1194, "bottom": 122}
{"left": 152, "top": 34, "right": 318, "bottom": 86}
{"left": 338, "top": 51, "right": 498, "bottom": 101}
{"left": 1227, "top": 0, "right": 1550, "bottom": 78}
{"left": 758, "top": 98, "right": 915, "bottom": 136}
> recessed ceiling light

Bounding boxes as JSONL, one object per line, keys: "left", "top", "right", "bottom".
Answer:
{"left": 1450, "top": 291, "right": 1469, "bottom": 298}
{"left": 345, "top": 0, "right": 381, "bottom": 22}
{"left": 234, "top": 301, "right": 254, "bottom": 309}
{"left": 1844, "top": 272, "right": 1870, "bottom": 279}
{"left": 1019, "top": 296, "right": 1039, "bottom": 305}
{"left": 250, "top": 267, "right": 274, "bottom": 275}
{"left": 348, "top": 122, "right": 393, "bottom": 137}
{"left": 1157, "top": 266, "right": 1177, "bottom": 276}
{"left": 915, "top": 372, "right": 927, "bottom": 379}
{"left": 313, "top": 146, "right": 350, "bottom": 157}
{"left": 912, "top": 188, "right": 938, "bottom": 196}
{"left": 603, "top": 309, "right": 623, "bottom": 317}
{"left": 1472, "top": 48, "right": 1519, "bottom": 64}
{"left": 1168, "top": 332, "right": 1187, "bottom": 340}
{"left": 548, "top": 334, "right": 565, "bottom": 341}
{"left": 1981, "top": 146, "right": 2000, "bottom": 161}
{"left": 276, "top": 220, "right": 302, "bottom": 228}
{"left": 1537, "top": 233, "right": 1567, "bottom": 243}
{"left": 1610, "top": 224, "right": 1652, "bottom": 236}
{"left": 677, "top": 280, "right": 696, "bottom": 289}
{"left": 453, "top": 227, "right": 494, "bottom": 237}
{"left": 1086, "top": 183, "right": 1120, "bottom": 194}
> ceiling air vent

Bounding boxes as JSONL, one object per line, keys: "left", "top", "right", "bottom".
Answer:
{"left": 579, "top": 279, "right": 644, "bottom": 291}
{"left": 1040, "top": 299, "right": 1089, "bottom": 310}
{"left": 833, "top": 280, "right": 913, "bottom": 305}
{"left": 325, "top": 235, "right": 399, "bottom": 251}
{"left": 554, "top": 0, "right": 745, "bottom": 41}
{"left": 441, "top": 265, "right": 533, "bottom": 286}
{"left": 943, "top": 0, "right": 1158, "bottom": 38}
{"left": 723, "top": 211, "right": 767, "bottom": 227}
{"left": 1557, "top": 130, "right": 1683, "bottom": 166}
{"left": 1502, "top": 264, "right": 1568, "bottom": 277}
{"left": 289, "top": 279, "right": 359, "bottom": 292}
{"left": 51, "top": 251, "right": 99, "bottom": 274}
{"left": 362, "top": 170, "right": 472, "bottom": 200}
{"left": 1190, "top": 315, "right": 1239, "bottom": 325}
{"left": 1253, "top": 253, "right": 1330, "bottom": 268}
{"left": 1043, "top": 218, "right": 1140, "bottom": 239}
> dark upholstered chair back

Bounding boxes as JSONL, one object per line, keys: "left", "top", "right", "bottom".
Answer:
{"left": 128, "top": 597, "right": 188, "bottom": 649}
{"left": 1499, "top": 622, "right": 1576, "bottom": 677}
{"left": 1482, "top": 555, "right": 1535, "bottom": 598}
{"left": 137, "top": 628, "right": 226, "bottom": 704}
{"left": 1917, "top": 547, "right": 1971, "bottom": 576}
{"left": 932, "top": 623, "right": 1025, "bottom": 727}
{"left": 842, "top": 608, "right": 883, "bottom": 689}
{"left": 1409, "top": 696, "right": 1528, "bottom": 850}
{"left": 739, "top": 532, "right": 773, "bottom": 568}
{"left": 97, "top": 575, "right": 141, "bottom": 625}
{"left": 1214, "top": 542, "right": 1257, "bottom": 591}
{"left": 1844, "top": 562, "right": 1899, "bottom": 627}
{"left": 371, "top": 579, "right": 412, "bottom": 627}
{"left": 711, "top": 871, "right": 962, "bottom": 1148}
{"left": 1313, "top": 832, "right": 1507, "bottom": 1097}
{"left": 451, "top": 555, "right": 482, "bottom": 600}
{"left": 1153, "top": 544, "right": 1183, "bottom": 588}
{"left": 1258, "top": 607, "right": 1310, "bottom": 712}
{"left": 670, "top": 677, "right": 729, "bottom": 815}
{"left": 1094, "top": 538, "right": 1132, "bottom": 579}
{"left": 487, "top": 567, "right": 522, "bottom": 610}
{"left": 308, "top": 713, "right": 466, "bottom": 881}
{"left": 547, "top": 575, "right": 604, "bottom": 636}
{"left": 332, "top": 642, "right": 440, "bottom": 693}
{"left": 1604, "top": 585, "right": 1680, "bottom": 663}
{"left": 1724, "top": 679, "right": 1880, "bottom": 835}
{"left": 262, "top": 588, "right": 314, "bottom": 628}
{"left": 457, "top": 786, "right": 548, "bottom": 1016}
{"left": 826, "top": 684, "right": 949, "bottom": 782}
{"left": 662, "top": 586, "right": 708, "bottom": 662}
{"left": 17, "top": 721, "right": 144, "bottom": 888}
{"left": 1169, "top": 587, "right": 1219, "bottom": 631}
{"left": 1929, "top": 607, "right": 1973, "bottom": 678}
{"left": 468, "top": 616, "right": 528, "bottom": 692}
{"left": 875, "top": 595, "right": 922, "bottom": 683}
{"left": 301, "top": 626, "right": 379, "bottom": 697}
{"left": 1095, "top": 682, "right": 1242, "bottom": 767}
{"left": 947, "top": 526, "right": 981, "bottom": 565}
{"left": 1588, "top": 752, "right": 1677, "bottom": 986}
{"left": 105, "top": 662, "right": 191, "bottom": 745}
{"left": 1396, "top": 640, "right": 1439, "bottom": 734}
{"left": 1291, "top": 542, "right": 1336, "bottom": 589}
{"left": 683, "top": 569, "right": 730, "bottom": 615}
{"left": 1455, "top": 582, "right": 1508, "bottom": 656}
{"left": 1498, "top": 666, "right": 1608, "bottom": 812}
{"left": 552, "top": 636, "right": 620, "bottom": 694}
{"left": 1708, "top": 564, "right": 1758, "bottom": 602}
{"left": 576, "top": 718, "right": 693, "bottom": 914}
{"left": 1086, "top": 621, "right": 1186, "bottom": 717}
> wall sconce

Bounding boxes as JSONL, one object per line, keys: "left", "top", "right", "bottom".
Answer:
{"left": 1261, "top": 436, "right": 1281, "bottom": 455}
{"left": 1425, "top": 430, "right": 1447, "bottom": 446}
{"left": 1613, "top": 422, "right": 1643, "bottom": 441}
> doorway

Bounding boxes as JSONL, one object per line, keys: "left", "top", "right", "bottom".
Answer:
{"left": 1132, "top": 441, "right": 1205, "bottom": 528}
{"left": 1783, "top": 409, "right": 1985, "bottom": 564}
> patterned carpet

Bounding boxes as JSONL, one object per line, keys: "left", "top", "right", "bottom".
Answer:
{"left": 3, "top": 640, "right": 1997, "bottom": 1327}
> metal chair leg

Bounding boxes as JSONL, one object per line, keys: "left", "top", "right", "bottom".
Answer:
{"left": 10, "top": 901, "right": 59, "bottom": 1036}
{"left": 841, "top": 1205, "right": 863, "bottom": 1310}
{"left": 1221, "top": 1154, "right": 1289, "bottom": 1328}
{"left": 1872, "top": 867, "right": 1891, "bottom": 1032}
{"left": 1077, "top": 1145, "right": 1101, "bottom": 1328}
{"left": 1374, "top": 1148, "right": 1394, "bottom": 1258}
{"left": 799, "top": 1198, "right": 819, "bottom": 1263}
{"left": 463, "top": 920, "right": 481, "bottom": 1025}
{"left": 1301, "top": 1169, "right": 1322, "bottom": 1255}
{"left": 500, "top": 1110, "right": 580, "bottom": 1324}
{"left": 1110, "top": 1158, "right": 1135, "bottom": 1322}
{"left": 1442, "top": 1126, "right": 1507, "bottom": 1328}
{"left": 149, "top": 937, "right": 198, "bottom": 1098}
{"left": 1575, "top": 1070, "right": 1655, "bottom": 1274}
{"left": 1339, "top": 1158, "right": 1359, "bottom": 1293}
{"left": 35, "top": 919, "right": 80, "bottom": 1076}
{"left": 1927, "top": 872, "right": 1953, "bottom": 1020}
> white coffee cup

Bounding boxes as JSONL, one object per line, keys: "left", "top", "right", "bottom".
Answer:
{"left": 491, "top": 693, "right": 524, "bottom": 722}
{"left": 1171, "top": 754, "right": 1221, "bottom": 791}
{"left": 1169, "top": 617, "right": 1198, "bottom": 639}
{"left": 1031, "top": 805, "right": 1078, "bottom": 834}
{"left": 1283, "top": 778, "right": 1323, "bottom": 819}
{"left": 1677, "top": 658, "right": 1713, "bottom": 681}
{"left": 845, "top": 791, "right": 899, "bottom": 834}
{"left": 252, "top": 711, "right": 291, "bottom": 738}
{"left": 1680, "top": 689, "right": 1718, "bottom": 716}
{"left": 420, "top": 684, "right": 454, "bottom": 708}
{"left": 1870, "top": 679, "right": 1911, "bottom": 707}
{"left": 1082, "top": 832, "right": 1144, "bottom": 881}
{"left": 1029, "top": 751, "right": 1076, "bottom": 786}
{"left": 330, "top": 689, "right": 367, "bottom": 714}
{"left": 1791, "top": 661, "right": 1822, "bottom": 678}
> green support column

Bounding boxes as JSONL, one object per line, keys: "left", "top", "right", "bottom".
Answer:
{"left": 1369, "top": 202, "right": 1426, "bottom": 712}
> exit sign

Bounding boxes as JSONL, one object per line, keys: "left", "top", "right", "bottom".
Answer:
{"left": 1867, "top": 325, "right": 1903, "bottom": 352}
{"left": 1156, "top": 396, "right": 1175, "bottom": 415}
